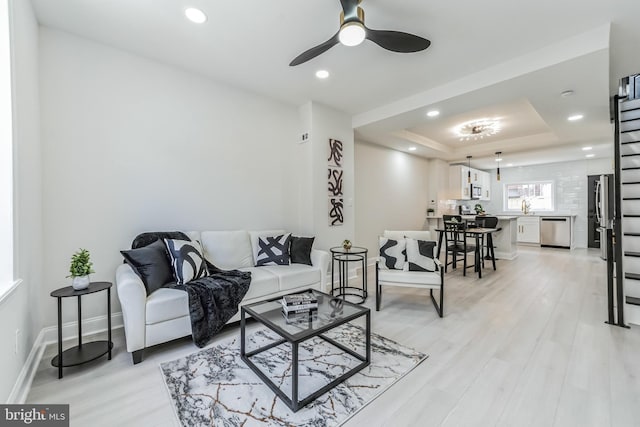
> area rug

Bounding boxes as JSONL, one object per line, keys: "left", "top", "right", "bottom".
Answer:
{"left": 160, "top": 323, "right": 427, "bottom": 426}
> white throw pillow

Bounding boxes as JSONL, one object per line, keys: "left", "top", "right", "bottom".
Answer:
{"left": 405, "top": 237, "right": 437, "bottom": 272}
{"left": 378, "top": 237, "right": 406, "bottom": 270}
{"left": 249, "top": 230, "right": 286, "bottom": 265}
{"left": 255, "top": 233, "right": 292, "bottom": 266}
{"left": 164, "top": 239, "right": 208, "bottom": 284}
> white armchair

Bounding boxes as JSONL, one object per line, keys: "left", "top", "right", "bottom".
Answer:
{"left": 375, "top": 230, "right": 444, "bottom": 317}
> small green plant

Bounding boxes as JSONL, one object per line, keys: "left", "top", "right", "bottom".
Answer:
{"left": 474, "top": 203, "right": 484, "bottom": 214}
{"left": 67, "top": 248, "right": 94, "bottom": 278}
{"left": 342, "top": 239, "right": 352, "bottom": 250}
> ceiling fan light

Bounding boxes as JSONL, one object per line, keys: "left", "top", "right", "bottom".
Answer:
{"left": 339, "top": 22, "right": 366, "bottom": 47}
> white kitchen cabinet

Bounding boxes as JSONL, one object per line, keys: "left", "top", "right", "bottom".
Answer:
{"left": 480, "top": 170, "right": 491, "bottom": 201}
{"left": 450, "top": 165, "right": 491, "bottom": 201}
{"left": 470, "top": 168, "right": 481, "bottom": 185}
{"left": 517, "top": 216, "right": 540, "bottom": 244}
{"left": 449, "top": 165, "right": 471, "bottom": 200}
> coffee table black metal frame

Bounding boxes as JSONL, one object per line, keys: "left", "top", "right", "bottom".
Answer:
{"left": 240, "top": 289, "right": 371, "bottom": 412}
{"left": 330, "top": 246, "right": 368, "bottom": 304}
{"left": 50, "top": 281, "right": 113, "bottom": 379}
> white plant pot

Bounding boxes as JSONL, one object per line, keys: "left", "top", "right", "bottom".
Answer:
{"left": 72, "top": 275, "right": 90, "bottom": 290}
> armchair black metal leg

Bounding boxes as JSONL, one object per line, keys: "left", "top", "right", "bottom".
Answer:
{"left": 429, "top": 289, "right": 443, "bottom": 318}
{"left": 132, "top": 350, "right": 144, "bottom": 365}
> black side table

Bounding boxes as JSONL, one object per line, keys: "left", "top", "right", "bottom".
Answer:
{"left": 330, "top": 247, "right": 368, "bottom": 304}
{"left": 50, "top": 281, "right": 113, "bottom": 379}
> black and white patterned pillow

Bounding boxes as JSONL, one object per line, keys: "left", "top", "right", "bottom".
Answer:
{"left": 406, "top": 237, "right": 437, "bottom": 272}
{"left": 164, "top": 239, "right": 209, "bottom": 284}
{"left": 256, "top": 234, "right": 292, "bottom": 266}
{"left": 379, "top": 237, "right": 406, "bottom": 270}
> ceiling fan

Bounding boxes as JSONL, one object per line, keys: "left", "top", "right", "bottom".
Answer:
{"left": 289, "top": 0, "right": 431, "bottom": 66}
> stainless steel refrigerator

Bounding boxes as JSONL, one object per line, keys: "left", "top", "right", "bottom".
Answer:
{"left": 596, "top": 174, "right": 614, "bottom": 259}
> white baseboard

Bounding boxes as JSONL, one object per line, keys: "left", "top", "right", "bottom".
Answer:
{"left": 7, "top": 328, "right": 46, "bottom": 404}
{"left": 41, "top": 312, "right": 123, "bottom": 345}
{"left": 8, "top": 312, "right": 124, "bottom": 404}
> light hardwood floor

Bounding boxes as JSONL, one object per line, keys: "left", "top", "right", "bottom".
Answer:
{"left": 27, "top": 246, "right": 640, "bottom": 426}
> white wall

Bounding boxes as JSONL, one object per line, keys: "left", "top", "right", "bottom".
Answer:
{"left": 482, "top": 158, "right": 614, "bottom": 248}
{"left": 308, "top": 102, "right": 355, "bottom": 250}
{"left": 291, "top": 101, "right": 355, "bottom": 248}
{"left": 354, "top": 141, "right": 430, "bottom": 255}
{"left": 1, "top": 0, "right": 42, "bottom": 403}
{"left": 39, "top": 28, "right": 301, "bottom": 329}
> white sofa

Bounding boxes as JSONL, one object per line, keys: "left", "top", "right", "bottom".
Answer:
{"left": 116, "top": 230, "right": 329, "bottom": 363}
{"left": 375, "top": 230, "right": 444, "bottom": 317}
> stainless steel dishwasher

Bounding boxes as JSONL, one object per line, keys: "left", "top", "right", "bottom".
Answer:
{"left": 540, "top": 217, "right": 571, "bottom": 248}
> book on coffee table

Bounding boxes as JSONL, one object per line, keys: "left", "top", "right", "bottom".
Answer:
{"left": 282, "top": 293, "right": 318, "bottom": 306}
{"left": 281, "top": 301, "right": 318, "bottom": 312}
{"left": 281, "top": 308, "right": 318, "bottom": 324}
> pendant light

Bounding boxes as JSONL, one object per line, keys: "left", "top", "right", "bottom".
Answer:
{"left": 467, "top": 155, "right": 472, "bottom": 183}
{"left": 495, "top": 151, "right": 502, "bottom": 181}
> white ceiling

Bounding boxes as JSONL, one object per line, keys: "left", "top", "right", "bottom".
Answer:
{"left": 29, "top": 0, "right": 640, "bottom": 168}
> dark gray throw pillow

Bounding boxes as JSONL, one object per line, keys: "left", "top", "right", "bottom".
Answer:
{"left": 290, "top": 236, "right": 315, "bottom": 265}
{"left": 121, "top": 239, "right": 174, "bottom": 295}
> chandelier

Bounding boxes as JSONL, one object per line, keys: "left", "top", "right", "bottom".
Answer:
{"left": 454, "top": 118, "right": 501, "bottom": 141}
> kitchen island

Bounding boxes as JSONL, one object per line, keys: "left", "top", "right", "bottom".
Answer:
{"left": 493, "top": 216, "right": 518, "bottom": 260}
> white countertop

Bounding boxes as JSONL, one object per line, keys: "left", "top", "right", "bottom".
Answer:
{"left": 498, "top": 213, "right": 578, "bottom": 218}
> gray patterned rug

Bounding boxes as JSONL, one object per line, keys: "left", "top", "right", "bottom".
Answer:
{"left": 160, "top": 324, "right": 427, "bottom": 426}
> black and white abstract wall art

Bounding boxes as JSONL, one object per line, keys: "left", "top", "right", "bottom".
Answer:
{"left": 328, "top": 138, "right": 344, "bottom": 226}
{"left": 329, "top": 198, "right": 344, "bottom": 226}
{"left": 328, "top": 138, "right": 343, "bottom": 168}
{"left": 328, "top": 168, "right": 343, "bottom": 197}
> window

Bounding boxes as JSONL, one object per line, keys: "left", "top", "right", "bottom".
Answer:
{"left": 503, "top": 181, "right": 554, "bottom": 212}
{"left": 0, "top": 0, "right": 14, "bottom": 290}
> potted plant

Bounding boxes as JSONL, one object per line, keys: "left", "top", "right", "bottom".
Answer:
{"left": 67, "top": 248, "right": 94, "bottom": 290}
{"left": 342, "top": 239, "right": 352, "bottom": 251}
{"left": 427, "top": 208, "right": 435, "bottom": 217}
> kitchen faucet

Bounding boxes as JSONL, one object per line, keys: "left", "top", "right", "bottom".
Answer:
{"left": 521, "top": 199, "right": 530, "bottom": 215}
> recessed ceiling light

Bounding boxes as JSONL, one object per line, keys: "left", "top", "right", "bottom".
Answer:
{"left": 185, "top": 8, "right": 207, "bottom": 23}
{"left": 507, "top": 163, "right": 513, "bottom": 167}
{"left": 408, "top": 147, "right": 417, "bottom": 151}
{"left": 568, "top": 114, "right": 584, "bottom": 121}
{"left": 586, "top": 154, "right": 595, "bottom": 158}
{"left": 426, "top": 110, "right": 440, "bottom": 118}
{"left": 582, "top": 146, "right": 592, "bottom": 151}
{"left": 315, "top": 70, "right": 329, "bottom": 79}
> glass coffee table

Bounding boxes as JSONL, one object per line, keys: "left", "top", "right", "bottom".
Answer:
{"left": 240, "top": 288, "right": 371, "bottom": 412}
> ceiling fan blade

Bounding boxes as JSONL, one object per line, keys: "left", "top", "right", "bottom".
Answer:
{"left": 366, "top": 28, "right": 431, "bottom": 53}
{"left": 289, "top": 32, "right": 340, "bottom": 66}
